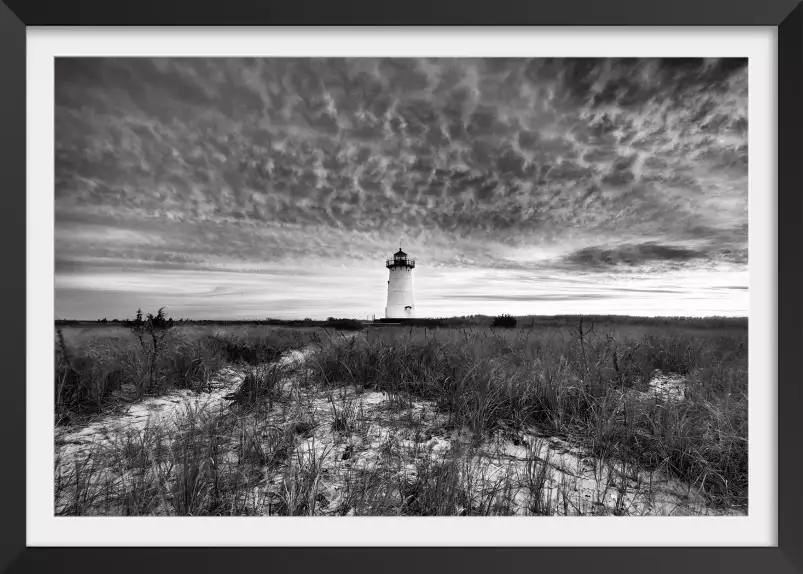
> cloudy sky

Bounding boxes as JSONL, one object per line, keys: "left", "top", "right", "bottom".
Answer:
{"left": 55, "top": 58, "right": 748, "bottom": 320}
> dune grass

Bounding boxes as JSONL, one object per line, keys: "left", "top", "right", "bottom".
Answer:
{"left": 306, "top": 320, "right": 748, "bottom": 507}
{"left": 55, "top": 323, "right": 322, "bottom": 425}
{"left": 54, "top": 316, "right": 747, "bottom": 515}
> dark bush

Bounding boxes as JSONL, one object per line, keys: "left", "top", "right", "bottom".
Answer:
{"left": 322, "top": 318, "right": 365, "bottom": 331}
{"left": 492, "top": 314, "right": 518, "bottom": 328}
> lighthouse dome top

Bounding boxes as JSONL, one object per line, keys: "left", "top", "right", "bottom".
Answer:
{"left": 394, "top": 249, "right": 407, "bottom": 257}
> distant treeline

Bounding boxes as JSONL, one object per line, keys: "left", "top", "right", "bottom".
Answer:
{"left": 56, "top": 314, "right": 747, "bottom": 331}
{"left": 373, "top": 315, "right": 747, "bottom": 330}
{"left": 55, "top": 316, "right": 366, "bottom": 331}
{"left": 55, "top": 317, "right": 321, "bottom": 326}
{"left": 397, "top": 314, "right": 748, "bottom": 330}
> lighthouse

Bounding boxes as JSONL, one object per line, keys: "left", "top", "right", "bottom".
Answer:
{"left": 385, "top": 247, "right": 416, "bottom": 319}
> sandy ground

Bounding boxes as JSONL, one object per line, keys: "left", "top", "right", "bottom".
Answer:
{"left": 54, "top": 349, "right": 309, "bottom": 466}
{"left": 54, "top": 347, "right": 743, "bottom": 517}
{"left": 263, "top": 379, "right": 738, "bottom": 516}
{"left": 646, "top": 370, "right": 687, "bottom": 402}
{"left": 55, "top": 367, "right": 241, "bottom": 467}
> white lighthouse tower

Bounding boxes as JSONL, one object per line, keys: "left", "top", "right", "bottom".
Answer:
{"left": 385, "top": 247, "right": 416, "bottom": 319}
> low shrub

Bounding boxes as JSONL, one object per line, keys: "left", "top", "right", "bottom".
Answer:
{"left": 492, "top": 314, "right": 518, "bottom": 329}
{"left": 322, "top": 318, "right": 365, "bottom": 331}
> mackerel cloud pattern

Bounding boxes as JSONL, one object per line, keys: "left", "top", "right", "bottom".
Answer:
{"left": 55, "top": 58, "right": 748, "bottom": 319}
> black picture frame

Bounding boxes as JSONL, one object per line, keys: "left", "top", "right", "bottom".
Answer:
{"left": 1, "top": 1, "right": 800, "bottom": 573}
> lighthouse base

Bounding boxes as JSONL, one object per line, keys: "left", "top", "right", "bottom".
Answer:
{"left": 385, "top": 305, "right": 415, "bottom": 319}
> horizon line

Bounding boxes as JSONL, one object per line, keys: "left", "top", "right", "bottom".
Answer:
{"left": 54, "top": 313, "right": 750, "bottom": 322}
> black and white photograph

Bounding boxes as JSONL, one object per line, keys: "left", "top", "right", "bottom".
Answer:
{"left": 54, "top": 57, "right": 748, "bottom": 517}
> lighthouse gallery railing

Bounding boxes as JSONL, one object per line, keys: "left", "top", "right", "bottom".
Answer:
{"left": 386, "top": 258, "right": 415, "bottom": 268}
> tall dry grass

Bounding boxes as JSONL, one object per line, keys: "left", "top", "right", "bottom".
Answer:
{"left": 54, "top": 317, "right": 747, "bottom": 515}
{"left": 55, "top": 324, "right": 321, "bottom": 424}
{"left": 306, "top": 320, "right": 748, "bottom": 507}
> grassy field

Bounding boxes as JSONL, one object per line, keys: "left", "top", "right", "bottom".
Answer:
{"left": 55, "top": 322, "right": 326, "bottom": 424}
{"left": 54, "top": 316, "right": 747, "bottom": 516}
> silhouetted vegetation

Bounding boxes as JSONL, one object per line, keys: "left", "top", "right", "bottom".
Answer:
{"left": 57, "top": 313, "right": 747, "bottom": 332}
{"left": 323, "top": 317, "right": 365, "bottom": 331}
{"left": 492, "top": 313, "right": 518, "bottom": 328}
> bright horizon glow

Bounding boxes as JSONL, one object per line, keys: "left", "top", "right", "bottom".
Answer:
{"left": 55, "top": 262, "right": 747, "bottom": 320}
